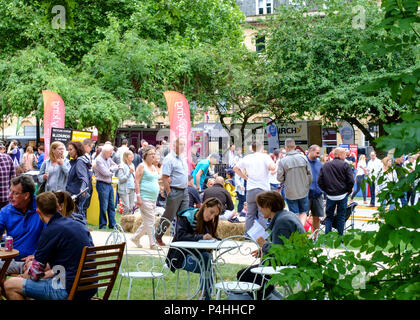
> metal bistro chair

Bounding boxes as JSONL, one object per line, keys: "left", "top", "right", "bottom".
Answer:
{"left": 213, "top": 235, "right": 263, "bottom": 300}
{"left": 154, "top": 216, "right": 202, "bottom": 299}
{"left": 106, "top": 224, "right": 168, "bottom": 300}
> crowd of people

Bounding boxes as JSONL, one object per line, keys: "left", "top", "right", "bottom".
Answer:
{"left": 0, "top": 135, "right": 418, "bottom": 300}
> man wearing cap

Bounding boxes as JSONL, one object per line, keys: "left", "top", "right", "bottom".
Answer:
{"left": 191, "top": 154, "right": 220, "bottom": 192}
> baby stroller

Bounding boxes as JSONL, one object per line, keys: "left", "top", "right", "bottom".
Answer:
{"left": 320, "top": 201, "right": 357, "bottom": 233}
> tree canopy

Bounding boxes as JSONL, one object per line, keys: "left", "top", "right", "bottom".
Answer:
{"left": 0, "top": 0, "right": 247, "bottom": 140}
{"left": 259, "top": 0, "right": 418, "bottom": 150}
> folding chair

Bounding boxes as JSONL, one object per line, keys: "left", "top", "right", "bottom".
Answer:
{"left": 67, "top": 242, "right": 125, "bottom": 300}
{"left": 320, "top": 201, "right": 358, "bottom": 233}
{"left": 106, "top": 225, "right": 168, "bottom": 300}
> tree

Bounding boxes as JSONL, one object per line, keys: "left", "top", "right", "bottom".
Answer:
{"left": 260, "top": 0, "right": 417, "bottom": 152}
{"left": 0, "top": 45, "right": 127, "bottom": 141}
{"left": 267, "top": 0, "right": 420, "bottom": 300}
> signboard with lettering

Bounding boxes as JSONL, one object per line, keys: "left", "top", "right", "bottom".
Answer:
{"left": 50, "top": 128, "right": 92, "bottom": 146}
{"left": 337, "top": 120, "right": 355, "bottom": 144}
{"left": 72, "top": 130, "right": 92, "bottom": 142}
{"left": 278, "top": 121, "right": 308, "bottom": 145}
{"left": 51, "top": 128, "right": 72, "bottom": 145}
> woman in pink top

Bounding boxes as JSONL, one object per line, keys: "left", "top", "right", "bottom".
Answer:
{"left": 22, "top": 146, "right": 37, "bottom": 172}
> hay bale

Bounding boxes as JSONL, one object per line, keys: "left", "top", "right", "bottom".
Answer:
{"left": 121, "top": 214, "right": 172, "bottom": 236}
{"left": 217, "top": 220, "right": 245, "bottom": 239}
{"left": 121, "top": 214, "right": 245, "bottom": 238}
{"left": 120, "top": 215, "right": 139, "bottom": 233}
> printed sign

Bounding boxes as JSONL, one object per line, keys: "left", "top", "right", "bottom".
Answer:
{"left": 278, "top": 121, "right": 308, "bottom": 145}
{"left": 51, "top": 127, "right": 72, "bottom": 145}
{"left": 72, "top": 130, "right": 92, "bottom": 142}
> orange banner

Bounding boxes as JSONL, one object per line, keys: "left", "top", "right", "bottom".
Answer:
{"left": 42, "top": 90, "right": 65, "bottom": 158}
{"left": 164, "top": 91, "right": 192, "bottom": 171}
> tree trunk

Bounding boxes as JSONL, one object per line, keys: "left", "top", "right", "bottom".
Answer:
{"left": 98, "top": 131, "right": 111, "bottom": 144}
{"left": 36, "top": 117, "right": 41, "bottom": 147}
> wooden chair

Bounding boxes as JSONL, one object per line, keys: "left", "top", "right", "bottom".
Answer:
{"left": 67, "top": 242, "right": 125, "bottom": 300}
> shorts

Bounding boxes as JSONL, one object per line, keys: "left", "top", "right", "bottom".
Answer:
{"left": 22, "top": 278, "right": 69, "bottom": 300}
{"left": 286, "top": 196, "right": 309, "bottom": 214}
{"left": 308, "top": 195, "right": 325, "bottom": 217}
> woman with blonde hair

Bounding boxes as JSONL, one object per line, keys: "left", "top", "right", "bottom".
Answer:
{"left": 22, "top": 146, "right": 37, "bottom": 172}
{"left": 350, "top": 154, "right": 368, "bottom": 203}
{"left": 116, "top": 150, "right": 136, "bottom": 215}
{"left": 38, "top": 141, "right": 71, "bottom": 192}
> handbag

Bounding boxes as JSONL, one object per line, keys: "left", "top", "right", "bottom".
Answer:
{"left": 32, "top": 155, "right": 37, "bottom": 169}
{"left": 37, "top": 160, "right": 49, "bottom": 195}
{"left": 37, "top": 180, "right": 46, "bottom": 195}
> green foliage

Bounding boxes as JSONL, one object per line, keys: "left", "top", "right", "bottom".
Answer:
{"left": 0, "top": 0, "right": 248, "bottom": 139}
{"left": 260, "top": 0, "right": 417, "bottom": 148}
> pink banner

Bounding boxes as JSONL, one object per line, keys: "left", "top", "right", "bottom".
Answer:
{"left": 164, "top": 91, "right": 192, "bottom": 171}
{"left": 42, "top": 90, "right": 65, "bottom": 158}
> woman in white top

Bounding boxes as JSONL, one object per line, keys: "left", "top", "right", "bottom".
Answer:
{"left": 379, "top": 156, "right": 397, "bottom": 211}
{"left": 350, "top": 154, "right": 368, "bottom": 203}
{"left": 116, "top": 150, "right": 136, "bottom": 215}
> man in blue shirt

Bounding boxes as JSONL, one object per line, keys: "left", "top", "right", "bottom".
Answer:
{"left": 307, "top": 145, "right": 324, "bottom": 232}
{"left": 0, "top": 175, "right": 45, "bottom": 275}
{"left": 4, "top": 191, "right": 96, "bottom": 300}
{"left": 191, "top": 154, "right": 219, "bottom": 191}
{"left": 36, "top": 145, "right": 45, "bottom": 170}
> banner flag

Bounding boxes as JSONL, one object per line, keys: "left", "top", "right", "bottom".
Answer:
{"left": 42, "top": 90, "right": 65, "bottom": 158}
{"left": 164, "top": 91, "right": 192, "bottom": 171}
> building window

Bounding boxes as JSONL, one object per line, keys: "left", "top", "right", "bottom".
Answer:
{"left": 256, "top": 36, "right": 266, "bottom": 52}
{"left": 257, "top": 0, "right": 273, "bottom": 15}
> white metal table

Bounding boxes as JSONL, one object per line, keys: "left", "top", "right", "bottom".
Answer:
{"left": 251, "top": 265, "right": 297, "bottom": 299}
{"left": 170, "top": 240, "right": 240, "bottom": 299}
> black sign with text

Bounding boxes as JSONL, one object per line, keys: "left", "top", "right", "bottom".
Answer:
{"left": 51, "top": 127, "right": 72, "bottom": 145}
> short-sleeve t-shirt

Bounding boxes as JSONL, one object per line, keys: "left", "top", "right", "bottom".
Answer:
{"left": 235, "top": 152, "right": 274, "bottom": 191}
{"left": 161, "top": 151, "right": 188, "bottom": 189}
{"left": 191, "top": 159, "right": 210, "bottom": 189}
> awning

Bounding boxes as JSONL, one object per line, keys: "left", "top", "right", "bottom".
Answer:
{"left": 192, "top": 122, "right": 230, "bottom": 138}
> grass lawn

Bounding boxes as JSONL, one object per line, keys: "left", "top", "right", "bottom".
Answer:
{"left": 105, "top": 254, "right": 248, "bottom": 300}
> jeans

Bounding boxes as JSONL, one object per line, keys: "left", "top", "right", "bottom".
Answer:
{"left": 351, "top": 175, "right": 366, "bottom": 201}
{"left": 368, "top": 182, "right": 376, "bottom": 205}
{"left": 286, "top": 196, "right": 309, "bottom": 214}
{"left": 96, "top": 181, "right": 116, "bottom": 229}
{"left": 236, "top": 193, "right": 246, "bottom": 214}
{"left": 22, "top": 278, "right": 68, "bottom": 300}
{"left": 325, "top": 195, "right": 348, "bottom": 235}
{"left": 182, "top": 253, "right": 212, "bottom": 300}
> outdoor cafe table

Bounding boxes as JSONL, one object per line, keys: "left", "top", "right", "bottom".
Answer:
{"left": 169, "top": 240, "right": 240, "bottom": 299}
{"left": 251, "top": 265, "right": 296, "bottom": 299}
{"left": 0, "top": 248, "right": 19, "bottom": 299}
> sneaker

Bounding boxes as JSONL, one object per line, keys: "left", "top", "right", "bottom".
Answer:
{"left": 130, "top": 237, "right": 142, "bottom": 248}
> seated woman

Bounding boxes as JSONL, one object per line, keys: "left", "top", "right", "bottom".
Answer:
{"left": 53, "top": 191, "right": 87, "bottom": 225}
{"left": 166, "top": 197, "right": 223, "bottom": 300}
{"left": 238, "top": 191, "right": 306, "bottom": 300}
